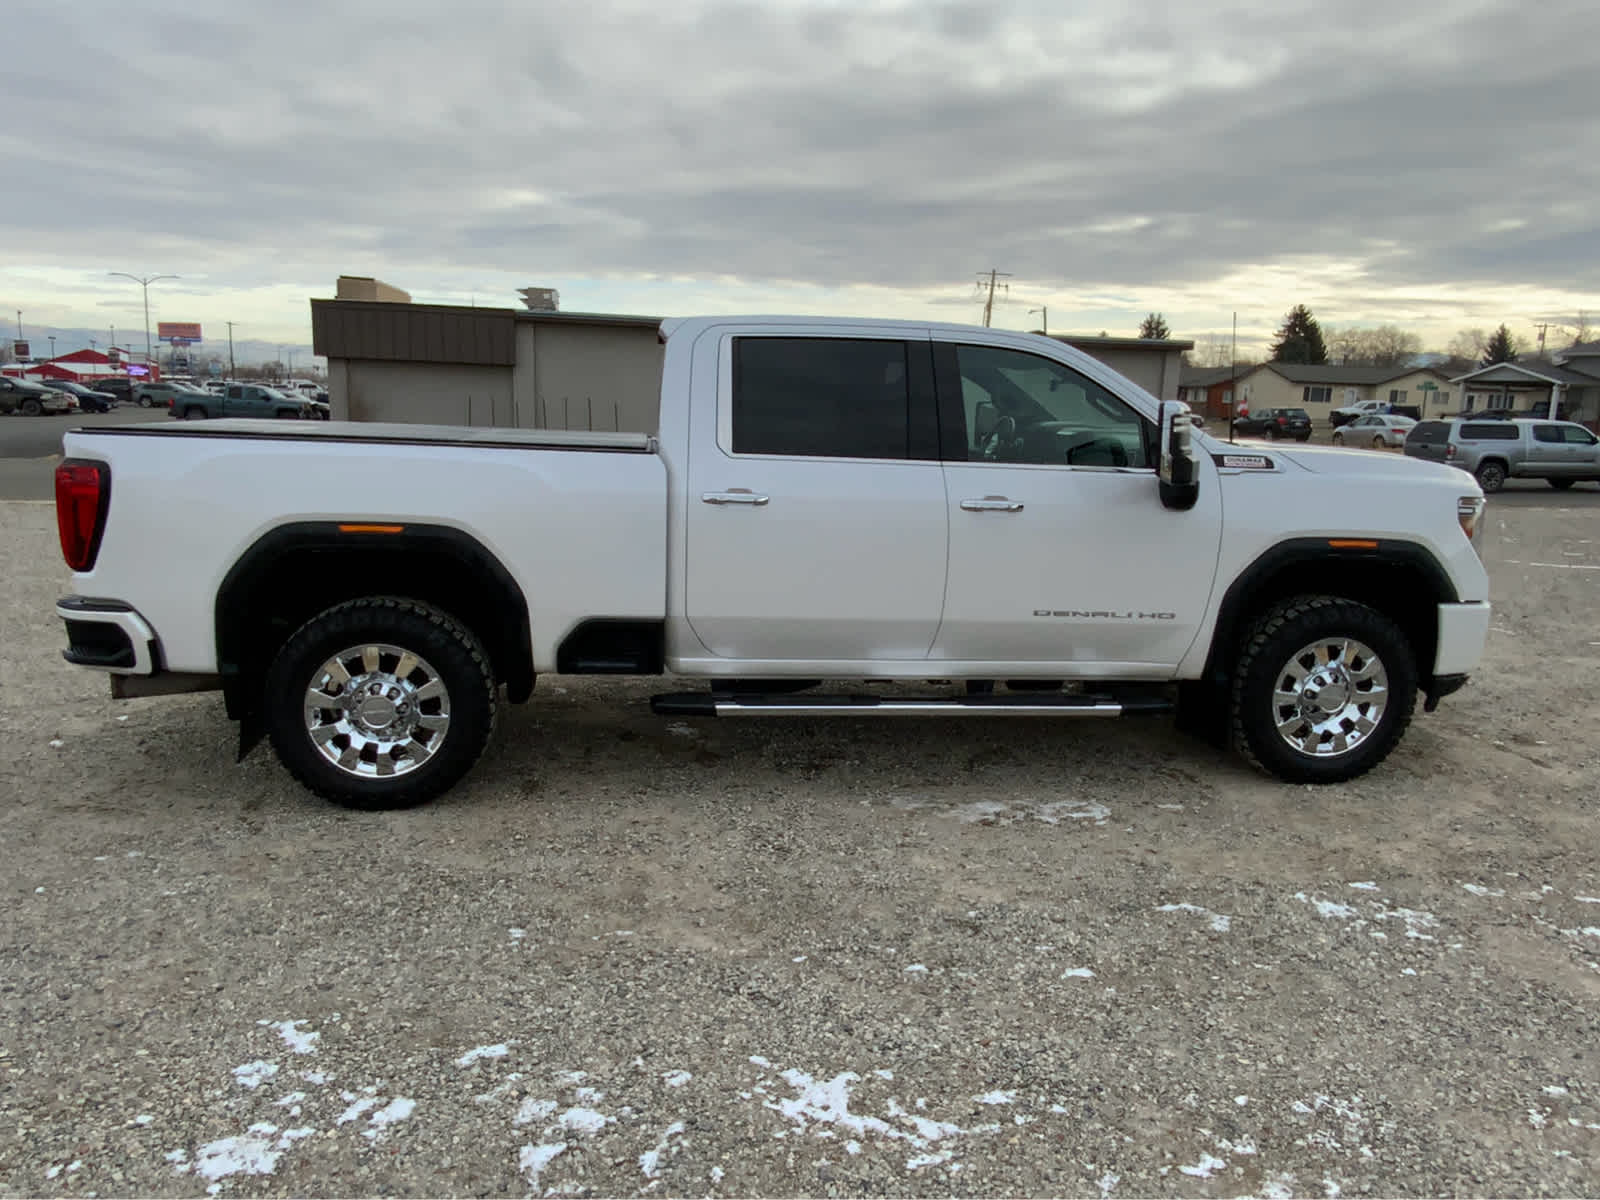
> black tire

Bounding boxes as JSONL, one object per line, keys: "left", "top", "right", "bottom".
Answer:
{"left": 1231, "top": 595, "right": 1416, "bottom": 784}
{"left": 1331, "top": 432, "right": 1345, "bottom": 446}
{"left": 1475, "top": 460, "right": 1507, "bottom": 493}
{"left": 183, "top": 406, "right": 206, "bottom": 420}
{"left": 137, "top": 395, "right": 151, "bottom": 408}
{"left": 1549, "top": 478, "right": 1575, "bottom": 490}
{"left": 1372, "top": 436, "right": 1386, "bottom": 450}
{"left": 265, "top": 597, "right": 498, "bottom": 809}
{"left": 20, "top": 398, "right": 41, "bottom": 416}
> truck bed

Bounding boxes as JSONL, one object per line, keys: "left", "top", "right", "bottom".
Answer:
{"left": 70, "top": 419, "right": 657, "bottom": 454}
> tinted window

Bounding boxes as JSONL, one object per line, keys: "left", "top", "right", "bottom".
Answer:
{"left": 732, "top": 338, "right": 909, "bottom": 459}
{"left": 1562, "top": 426, "right": 1596, "bottom": 445}
{"left": 955, "top": 344, "right": 1150, "bottom": 467}
{"left": 1459, "top": 423, "right": 1518, "bottom": 440}
{"left": 1408, "top": 421, "right": 1447, "bottom": 441}
{"left": 1532, "top": 424, "right": 1563, "bottom": 443}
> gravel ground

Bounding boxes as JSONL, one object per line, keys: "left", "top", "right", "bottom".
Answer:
{"left": 3, "top": 497, "right": 1599, "bottom": 1198}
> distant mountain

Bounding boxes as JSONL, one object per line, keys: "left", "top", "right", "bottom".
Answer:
{"left": 4, "top": 324, "right": 320, "bottom": 372}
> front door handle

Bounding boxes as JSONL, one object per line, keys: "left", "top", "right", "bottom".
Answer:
{"left": 702, "top": 489, "right": 770, "bottom": 506}
{"left": 960, "top": 495, "right": 1024, "bottom": 513}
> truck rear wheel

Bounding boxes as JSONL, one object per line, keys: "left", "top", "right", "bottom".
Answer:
{"left": 264, "top": 597, "right": 497, "bottom": 809}
{"left": 1231, "top": 595, "right": 1415, "bottom": 784}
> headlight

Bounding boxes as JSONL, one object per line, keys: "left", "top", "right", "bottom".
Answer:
{"left": 1458, "top": 495, "right": 1485, "bottom": 543}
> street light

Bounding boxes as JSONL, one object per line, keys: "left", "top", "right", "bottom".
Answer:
{"left": 48, "top": 336, "right": 56, "bottom": 359}
{"left": 108, "top": 272, "right": 178, "bottom": 372}
{"left": 1030, "top": 307, "right": 1048, "bottom": 336}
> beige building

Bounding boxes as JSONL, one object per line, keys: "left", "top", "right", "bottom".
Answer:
{"left": 1237, "top": 363, "right": 1455, "bottom": 417}
{"left": 312, "top": 293, "right": 1196, "bottom": 430}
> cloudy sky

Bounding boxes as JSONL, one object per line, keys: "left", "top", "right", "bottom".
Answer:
{"left": 4, "top": 0, "right": 1597, "bottom": 359}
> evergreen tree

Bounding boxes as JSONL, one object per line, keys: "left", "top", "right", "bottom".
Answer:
{"left": 1138, "top": 312, "right": 1171, "bottom": 339}
{"left": 1269, "top": 305, "right": 1329, "bottom": 365}
{"left": 1480, "top": 324, "right": 1518, "bottom": 366}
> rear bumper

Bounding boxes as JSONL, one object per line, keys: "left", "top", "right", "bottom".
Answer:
{"left": 56, "top": 596, "right": 158, "bottom": 674}
{"left": 1434, "top": 600, "right": 1491, "bottom": 677}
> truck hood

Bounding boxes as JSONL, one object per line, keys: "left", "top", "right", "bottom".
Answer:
{"left": 1261, "top": 443, "right": 1472, "bottom": 488}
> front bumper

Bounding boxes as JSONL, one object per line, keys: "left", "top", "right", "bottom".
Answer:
{"left": 56, "top": 596, "right": 158, "bottom": 674}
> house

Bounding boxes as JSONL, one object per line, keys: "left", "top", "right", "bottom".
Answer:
{"left": 1448, "top": 345, "right": 1600, "bottom": 427}
{"left": 1237, "top": 363, "right": 1456, "bottom": 418}
{"left": 1176, "top": 365, "right": 1244, "bottom": 419}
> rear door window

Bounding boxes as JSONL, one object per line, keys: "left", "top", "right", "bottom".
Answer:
{"left": 1532, "top": 424, "right": 1563, "bottom": 443}
{"left": 732, "top": 337, "right": 910, "bottom": 459}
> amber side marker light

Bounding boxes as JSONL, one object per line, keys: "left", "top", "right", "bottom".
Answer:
{"left": 1327, "top": 538, "right": 1379, "bottom": 549}
{"left": 338, "top": 523, "right": 405, "bottom": 534}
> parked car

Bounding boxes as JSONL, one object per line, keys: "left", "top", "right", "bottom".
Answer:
{"left": 43, "top": 380, "right": 118, "bottom": 413}
{"left": 1404, "top": 417, "right": 1600, "bottom": 493}
{"left": 1329, "top": 398, "right": 1389, "bottom": 428}
{"left": 1332, "top": 413, "right": 1417, "bottom": 448}
{"left": 169, "top": 383, "right": 311, "bottom": 420}
{"left": 50, "top": 314, "right": 1491, "bottom": 809}
{"left": 0, "top": 376, "right": 74, "bottom": 416}
{"left": 134, "top": 381, "right": 212, "bottom": 409}
{"left": 94, "top": 377, "right": 135, "bottom": 405}
{"left": 1233, "top": 407, "right": 1312, "bottom": 441}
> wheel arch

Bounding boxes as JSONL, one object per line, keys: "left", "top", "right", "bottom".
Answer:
{"left": 1199, "top": 538, "right": 1457, "bottom": 696}
{"left": 215, "top": 521, "right": 534, "bottom": 721}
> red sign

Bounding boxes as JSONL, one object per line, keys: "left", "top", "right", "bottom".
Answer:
{"left": 157, "top": 322, "right": 203, "bottom": 343}
{"left": 12, "top": 340, "right": 28, "bottom": 359}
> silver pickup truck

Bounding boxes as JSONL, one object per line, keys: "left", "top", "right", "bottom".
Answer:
{"left": 1404, "top": 417, "right": 1600, "bottom": 492}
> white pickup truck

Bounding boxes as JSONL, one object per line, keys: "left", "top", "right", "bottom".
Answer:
{"left": 53, "top": 316, "right": 1492, "bottom": 808}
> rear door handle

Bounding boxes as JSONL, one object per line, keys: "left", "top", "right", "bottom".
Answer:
{"left": 960, "top": 495, "right": 1024, "bottom": 512}
{"left": 702, "top": 489, "right": 770, "bottom": 506}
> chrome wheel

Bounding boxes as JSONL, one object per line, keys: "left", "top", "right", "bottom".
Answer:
{"left": 303, "top": 642, "right": 450, "bottom": 778}
{"left": 1271, "top": 636, "right": 1388, "bottom": 758}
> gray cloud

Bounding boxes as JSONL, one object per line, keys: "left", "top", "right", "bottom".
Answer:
{"left": 3, "top": 0, "right": 1598, "bottom": 338}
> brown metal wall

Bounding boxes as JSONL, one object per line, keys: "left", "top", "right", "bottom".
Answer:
{"left": 311, "top": 300, "right": 516, "bottom": 366}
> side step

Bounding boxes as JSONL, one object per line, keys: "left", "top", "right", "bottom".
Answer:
{"left": 650, "top": 689, "right": 1173, "bottom": 718}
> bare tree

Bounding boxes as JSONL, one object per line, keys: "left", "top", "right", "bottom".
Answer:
{"left": 1447, "top": 329, "right": 1488, "bottom": 363}
{"left": 1326, "top": 325, "right": 1422, "bottom": 367}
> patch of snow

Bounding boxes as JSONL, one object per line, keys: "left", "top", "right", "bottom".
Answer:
{"left": 509, "top": 928, "right": 527, "bottom": 940}
{"left": 1347, "top": 881, "right": 1379, "bottom": 891}
{"left": 1260, "top": 1172, "right": 1297, "bottom": 1198}
{"left": 455, "top": 1044, "right": 510, "bottom": 1067}
{"left": 573, "top": 1086, "right": 605, "bottom": 1104}
{"left": 335, "top": 1096, "right": 383, "bottom": 1125}
{"left": 190, "top": 1125, "right": 311, "bottom": 1184}
{"left": 873, "top": 1069, "right": 894, "bottom": 1081}
{"left": 558, "top": 1106, "right": 612, "bottom": 1134}
{"left": 299, "top": 1070, "right": 329, "bottom": 1085}
{"left": 663, "top": 1070, "right": 692, "bottom": 1088}
{"left": 1575, "top": 896, "right": 1600, "bottom": 904}
{"left": 1401, "top": 968, "right": 1418, "bottom": 976}
{"left": 1323, "top": 1179, "right": 1342, "bottom": 1197}
{"left": 792, "top": 955, "right": 808, "bottom": 963}
{"left": 1061, "top": 967, "right": 1096, "bottom": 979}
{"left": 1294, "top": 893, "right": 1359, "bottom": 919}
{"left": 1156, "top": 902, "right": 1231, "bottom": 932}
{"left": 973, "top": 1090, "right": 1016, "bottom": 1105}
{"left": 1528, "top": 1108, "right": 1548, "bottom": 1128}
{"left": 749, "top": 1055, "right": 772, "bottom": 1068}
{"left": 1098, "top": 1171, "right": 1120, "bottom": 1195}
{"left": 134, "top": 1113, "right": 154, "bottom": 1125}
{"left": 844, "top": 1141, "right": 861, "bottom": 1155}
{"left": 361, "top": 1097, "right": 415, "bottom": 1139}
{"left": 519, "top": 1142, "right": 566, "bottom": 1186}
{"left": 903, "top": 963, "right": 928, "bottom": 974}
{"left": 710, "top": 1164, "right": 725, "bottom": 1181}
{"left": 1178, "top": 1153, "right": 1226, "bottom": 1178}
{"left": 259, "top": 1019, "right": 320, "bottom": 1054}
{"left": 48, "top": 739, "right": 63, "bottom": 748}
{"left": 1543, "top": 1085, "right": 1570, "bottom": 1097}
{"left": 1462, "top": 884, "right": 1505, "bottom": 897}
{"left": 514, "top": 1098, "right": 557, "bottom": 1125}
{"left": 231, "top": 1061, "right": 279, "bottom": 1089}
{"left": 273, "top": 1092, "right": 307, "bottom": 1108}
{"left": 639, "top": 1120, "right": 685, "bottom": 1178}
{"left": 906, "top": 1150, "right": 955, "bottom": 1170}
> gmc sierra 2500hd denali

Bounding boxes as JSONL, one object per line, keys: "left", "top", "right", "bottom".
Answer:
{"left": 53, "top": 316, "right": 1491, "bottom": 808}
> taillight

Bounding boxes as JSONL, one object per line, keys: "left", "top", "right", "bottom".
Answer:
{"left": 1276, "top": 416, "right": 1287, "bottom": 425}
{"left": 1446, "top": 445, "right": 1457, "bottom": 459}
{"left": 55, "top": 459, "right": 110, "bottom": 571}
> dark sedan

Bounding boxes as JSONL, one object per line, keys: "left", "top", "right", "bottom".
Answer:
{"left": 41, "top": 380, "right": 117, "bottom": 412}
{"left": 1232, "top": 407, "right": 1313, "bottom": 441}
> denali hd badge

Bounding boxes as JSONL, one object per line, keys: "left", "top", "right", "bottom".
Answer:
{"left": 1213, "top": 452, "right": 1274, "bottom": 470}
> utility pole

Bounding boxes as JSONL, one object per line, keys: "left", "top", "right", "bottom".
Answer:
{"left": 225, "top": 321, "right": 237, "bottom": 378}
{"left": 1535, "top": 322, "right": 1550, "bottom": 356}
{"left": 975, "top": 269, "right": 1012, "bottom": 327}
{"left": 1029, "top": 306, "right": 1048, "bottom": 336}
{"left": 48, "top": 336, "right": 56, "bottom": 359}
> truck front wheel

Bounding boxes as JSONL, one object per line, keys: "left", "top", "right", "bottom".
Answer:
{"left": 1231, "top": 595, "right": 1416, "bottom": 784}
{"left": 264, "top": 597, "right": 498, "bottom": 809}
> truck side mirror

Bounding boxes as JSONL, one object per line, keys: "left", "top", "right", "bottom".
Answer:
{"left": 1158, "top": 401, "right": 1200, "bottom": 511}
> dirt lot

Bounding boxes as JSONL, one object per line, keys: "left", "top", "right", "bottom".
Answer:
{"left": 3, "top": 495, "right": 1599, "bottom": 1198}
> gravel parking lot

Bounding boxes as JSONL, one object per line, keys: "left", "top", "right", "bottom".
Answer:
{"left": 3, "top": 494, "right": 1600, "bottom": 1198}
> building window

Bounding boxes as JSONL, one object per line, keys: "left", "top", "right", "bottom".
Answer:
{"left": 1388, "top": 389, "right": 1407, "bottom": 405}
{"left": 1303, "top": 386, "right": 1332, "bottom": 404}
